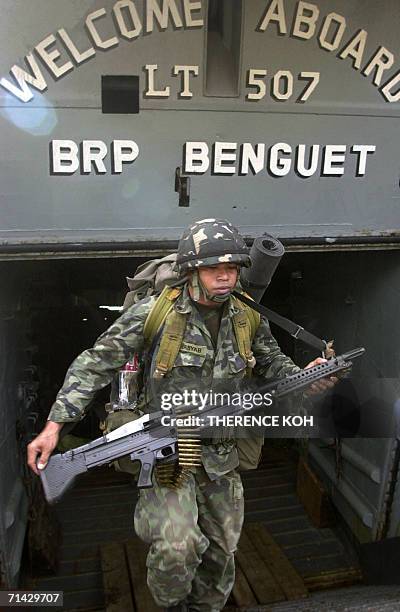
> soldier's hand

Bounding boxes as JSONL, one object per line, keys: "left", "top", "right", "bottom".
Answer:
{"left": 304, "top": 357, "right": 338, "bottom": 396}
{"left": 27, "top": 421, "right": 63, "bottom": 475}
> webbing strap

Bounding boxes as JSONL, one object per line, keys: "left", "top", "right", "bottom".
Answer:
{"left": 146, "top": 287, "right": 262, "bottom": 378}
{"left": 143, "top": 286, "right": 182, "bottom": 344}
{"left": 153, "top": 308, "right": 187, "bottom": 378}
{"left": 231, "top": 295, "right": 259, "bottom": 370}
{"left": 244, "top": 298, "right": 261, "bottom": 339}
{"left": 232, "top": 291, "right": 327, "bottom": 352}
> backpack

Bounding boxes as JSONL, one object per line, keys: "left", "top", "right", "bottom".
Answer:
{"left": 106, "top": 253, "right": 264, "bottom": 472}
{"left": 123, "top": 253, "right": 180, "bottom": 308}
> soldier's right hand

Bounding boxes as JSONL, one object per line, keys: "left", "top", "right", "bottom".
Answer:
{"left": 27, "top": 421, "right": 64, "bottom": 475}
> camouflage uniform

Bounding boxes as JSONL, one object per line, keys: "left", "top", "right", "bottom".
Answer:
{"left": 48, "top": 286, "right": 299, "bottom": 610}
{"left": 134, "top": 466, "right": 244, "bottom": 612}
{"left": 48, "top": 219, "right": 300, "bottom": 611}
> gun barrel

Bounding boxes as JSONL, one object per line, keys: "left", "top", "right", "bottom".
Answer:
{"left": 341, "top": 347, "right": 365, "bottom": 361}
{"left": 269, "top": 348, "right": 366, "bottom": 399}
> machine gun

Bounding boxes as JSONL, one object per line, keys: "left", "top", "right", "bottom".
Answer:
{"left": 39, "top": 348, "right": 365, "bottom": 503}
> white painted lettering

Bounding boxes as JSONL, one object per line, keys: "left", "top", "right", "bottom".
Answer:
{"left": 213, "top": 142, "right": 237, "bottom": 174}
{"left": 112, "top": 140, "right": 139, "bottom": 173}
{"left": 296, "top": 144, "right": 320, "bottom": 177}
{"left": 240, "top": 143, "right": 265, "bottom": 175}
{"left": 322, "top": 145, "right": 347, "bottom": 176}
{"left": 35, "top": 34, "right": 73, "bottom": 79}
{"left": 350, "top": 145, "right": 376, "bottom": 176}
{"left": 57, "top": 28, "right": 96, "bottom": 64}
{"left": 0, "top": 54, "right": 48, "bottom": 102}
{"left": 269, "top": 143, "right": 292, "bottom": 176}
{"left": 184, "top": 142, "right": 210, "bottom": 173}
{"left": 292, "top": 2, "right": 319, "bottom": 40}
{"left": 363, "top": 46, "right": 394, "bottom": 87}
{"left": 51, "top": 140, "right": 79, "bottom": 174}
{"left": 182, "top": 141, "right": 373, "bottom": 178}
{"left": 272, "top": 70, "right": 293, "bottom": 100}
{"left": 339, "top": 29, "right": 367, "bottom": 70}
{"left": 86, "top": 8, "right": 119, "bottom": 50}
{"left": 173, "top": 65, "right": 199, "bottom": 97}
{"left": 146, "top": 0, "right": 183, "bottom": 33}
{"left": 318, "top": 12, "right": 346, "bottom": 52}
{"left": 247, "top": 69, "right": 267, "bottom": 100}
{"left": 82, "top": 140, "right": 108, "bottom": 174}
{"left": 144, "top": 64, "right": 170, "bottom": 97}
{"left": 298, "top": 71, "right": 320, "bottom": 101}
{"left": 381, "top": 70, "right": 400, "bottom": 102}
{"left": 257, "top": 0, "right": 287, "bottom": 35}
{"left": 183, "top": 0, "right": 203, "bottom": 28}
{"left": 113, "top": 0, "right": 142, "bottom": 39}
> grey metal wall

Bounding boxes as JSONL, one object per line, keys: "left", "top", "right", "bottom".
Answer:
{"left": 293, "top": 250, "right": 400, "bottom": 543}
{"left": 1, "top": 0, "right": 400, "bottom": 578}
{"left": 0, "top": 268, "right": 32, "bottom": 586}
{"left": 0, "top": 0, "right": 400, "bottom": 249}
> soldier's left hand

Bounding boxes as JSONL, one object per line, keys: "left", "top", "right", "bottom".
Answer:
{"left": 304, "top": 357, "right": 338, "bottom": 396}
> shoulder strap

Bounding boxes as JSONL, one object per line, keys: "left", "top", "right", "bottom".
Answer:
{"left": 143, "top": 286, "right": 187, "bottom": 379}
{"left": 153, "top": 308, "right": 187, "bottom": 378}
{"left": 231, "top": 293, "right": 260, "bottom": 371}
{"left": 232, "top": 290, "right": 327, "bottom": 353}
{"left": 143, "top": 285, "right": 182, "bottom": 344}
{"left": 146, "top": 288, "right": 265, "bottom": 379}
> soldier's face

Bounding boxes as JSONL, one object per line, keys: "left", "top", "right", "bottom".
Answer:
{"left": 197, "top": 263, "right": 238, "bottom": 296}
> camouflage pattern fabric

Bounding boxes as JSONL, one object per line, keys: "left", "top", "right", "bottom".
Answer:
{"left": 176, "top": 218, "right": 251, "bottom": 272}
{"left": 48, "top": 284, "right": 299, "bottom": 479}
{"left": 48, "top": 281, "right": 300, "bottom": 610}
{"left": 134, "top": 466, "right": 244, "bottom": 611}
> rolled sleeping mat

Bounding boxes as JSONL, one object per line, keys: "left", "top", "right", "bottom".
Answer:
{"left": 240, "top": 234, "right": 285, "bottom": 303}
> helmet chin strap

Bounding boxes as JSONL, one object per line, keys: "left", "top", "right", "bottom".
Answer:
{"left": 191, "top": 270, "right": 233, "bottom": 304}
{"left": 191, "top": 270, "right": 202, "bottom": 302}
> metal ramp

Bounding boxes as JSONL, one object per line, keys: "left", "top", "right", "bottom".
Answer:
{"left": 26, "top": 468, "right": 137, "bottom": 611}
{"left": 242, "top": 450, "right": 362, "bottom": 592}
{"left": 101, "top": 522, "right": 308, "bottom": 610}
{"left": 26, "top": 449, "right": 364, "bottom": 610}
{"left": 270, "top": 585, "right": 400, "bottom": 611}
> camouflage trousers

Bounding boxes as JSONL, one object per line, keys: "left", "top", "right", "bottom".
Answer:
{"left": 134, "top": 467, "right": 244, "bottom": 611}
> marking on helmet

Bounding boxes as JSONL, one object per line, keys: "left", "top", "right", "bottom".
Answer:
{"left": 193, "top": 228, "right": 208, "bottom": 254}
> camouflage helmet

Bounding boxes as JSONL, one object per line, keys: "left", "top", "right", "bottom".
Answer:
{"left": 176, "top": 218, "right": 251, "bottom": 272}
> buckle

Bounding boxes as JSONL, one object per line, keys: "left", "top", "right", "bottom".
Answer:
{"left": 154, "top": 366, "right": 167, "bottom": 379}
{"left": 292, "top": 325, "right": 304, "bottom": 339}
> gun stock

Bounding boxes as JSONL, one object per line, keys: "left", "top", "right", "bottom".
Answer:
{"left": 39, "top": 452, "right": 88, "bottom": 504}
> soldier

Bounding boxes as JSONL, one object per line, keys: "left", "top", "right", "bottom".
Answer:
{"left": 27, "top": 219, "right": 334, "bottom": 612}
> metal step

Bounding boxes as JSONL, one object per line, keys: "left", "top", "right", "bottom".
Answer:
{"left": 27, "top": 451, "right": 365, "bottom": 610}
{"left": 269, "top": 585, "right": 400, "bottom": 611}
